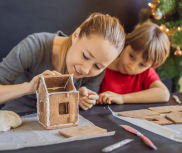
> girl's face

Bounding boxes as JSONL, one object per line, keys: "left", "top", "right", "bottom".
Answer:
{"left": 66, "top": 28, "right": 119, "bottom": 78}
{"left": 118, "top": 45, "right": 153, "bottom": 75}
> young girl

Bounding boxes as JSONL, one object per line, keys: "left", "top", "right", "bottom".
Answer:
{"left": 98, "top": 22, "right": 170, "bottom": 105}
{"left": 0, "top": 13, "right": 125, "bottom": 112}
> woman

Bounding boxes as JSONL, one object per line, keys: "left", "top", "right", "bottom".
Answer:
{"left": 0, "top": 13, "right": 125, "bottom": 113}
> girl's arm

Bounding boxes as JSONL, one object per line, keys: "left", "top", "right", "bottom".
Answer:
{"left": 98, "top": 80, "right": 170, "bottom": 104}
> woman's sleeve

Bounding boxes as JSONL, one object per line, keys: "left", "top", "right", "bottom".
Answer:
{"left": 81, "top": 70, "right": 105, "bottom": 93}
{"left": 0, "top": 34, "right": 40, "bottom": 85}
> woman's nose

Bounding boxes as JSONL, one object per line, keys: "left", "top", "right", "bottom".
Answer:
{"left": 128, "top": 64, "right": 135, "bottom": 71}
{"left": 81, "top": 64, "right": 92, "bottom": 75}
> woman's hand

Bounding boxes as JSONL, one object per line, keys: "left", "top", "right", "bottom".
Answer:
{"left": 97, "top": 91, "right": 123, "bottom": 105}
{"left": 25, "top": 70, "right": 61, "bottom": 94}
{"left": 78, "top": 87, "right": 99, "bottom": 110}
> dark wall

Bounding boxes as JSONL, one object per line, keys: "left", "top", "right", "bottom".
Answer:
{"left": 0, "top": 0, "right": 173, "bottom": 92}
{"left": 0, "top": 0, "right": 151, "bottom": 61}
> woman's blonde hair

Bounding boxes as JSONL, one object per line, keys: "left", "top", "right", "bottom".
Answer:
{"left": 58, "top": 13, "right": 125, "bottom": 74}
{"left": 125, "top": 22, "right": 170, "bottom": 67}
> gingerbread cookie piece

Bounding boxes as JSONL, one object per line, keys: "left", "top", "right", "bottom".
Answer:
{"left": 148, "top": 105, "right": 182, "bottom": 113}
{"left": 165, "top": 111, "right": 182, "bottom": 124}
{"left": 118, "top": 109, "right": 159, "bottom": 118}
{"left": 59, "top": 124, "right": 107, "bottom": 137}
{"left": 144, "top": 115, "right": 173, "bottom": 125}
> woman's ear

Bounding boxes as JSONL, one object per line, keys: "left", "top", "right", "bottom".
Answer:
{"left": 72, "top": 28, "right": 81, "bottom": 43}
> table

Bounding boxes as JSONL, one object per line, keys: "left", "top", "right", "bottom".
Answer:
{"left": 1, "top": 93, "right": 182, "bottom": 153}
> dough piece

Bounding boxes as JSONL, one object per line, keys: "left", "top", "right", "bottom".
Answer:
{"left": 0, "top": 111, "right": 22, "bottom": 132}
{"left": 148, "top": 105, "right": 182, "bottom": 113}
{"left": 118, "top": 109, "right": 159, "bottom": 118}
{"left": 165, "top": 111, "right": 182, "bottom": 124}
{"left": 144, "top": 115, "right": 173, "bottom": 125}
{"left": 59, "top": 124, "right": 107, "bottom": 137}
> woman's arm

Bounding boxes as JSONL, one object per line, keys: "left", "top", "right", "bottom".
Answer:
{"left": 0, "top": 70, "right": 57, "bottom": 105}
{"left": 0, "top": 83, "right": 28, "bottom": 104}
{"left": 98, "top": 80, "right": 170, "bottom": 104}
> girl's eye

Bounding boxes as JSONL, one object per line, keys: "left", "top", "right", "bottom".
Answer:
{"left": 129, "top": 54, "right": 133, "bottom": 58}
{"left": 95, "top": 64, "right": 101, "bottom": 70}
{"left": 83, "top": 52, "right": 89, "bottom": 60}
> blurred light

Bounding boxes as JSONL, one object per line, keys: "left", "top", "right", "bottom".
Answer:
{"left": 166, "top": 28, "right": 169, "bottom": 32}
{"left": 148, "top": 3, "right": 152, "bottom": 6}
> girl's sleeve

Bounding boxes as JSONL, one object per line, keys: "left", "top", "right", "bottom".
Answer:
{"left": 0, "top": 34, "right": 40, "bottom": 85}
{"left": 81, "top": 70, "right": 106, "bottom": 93}
{"left": 143, "top": 68, "right": 161, "bottom": 89}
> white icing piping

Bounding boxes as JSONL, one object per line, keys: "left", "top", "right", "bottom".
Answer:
{"left": 64, "top": 76, "right": 71, "bottom": 90}
{"left": 36, "top": 91, "right": 40, "bottom": 117}
{"left": 38, "top": 118, "right": 79, "bottom": 128}
{"left": 41, "top": 76, "right": 49, "bottom": 95}
{"left": 48, "top": 91, "right": 78, "bottom": 95}
{"left": 46, "top": 94, "right": 50, "bottom": 126}
{"left": 70, "top": 75, "right": 77, "bottom": 91}
{"left": 41, "top": 76, "right": 50, "bottom": 126}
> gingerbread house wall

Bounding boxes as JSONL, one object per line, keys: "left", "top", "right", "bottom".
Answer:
{"left": 37, "top": 79, "right": 48, "bottom": 127}
{"left": 49, "top": 92, "right": 79, "bottom": 126}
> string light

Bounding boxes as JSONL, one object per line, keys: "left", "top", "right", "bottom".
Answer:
{"left": 148, "top": 3, "right": 152, "bottom": 7}
{"left": 166, "top": 28, "right": 169, "bottom": 32}
{"left": 160, "top": 26, "right": 163, "bottom": 30}
{"left": 178, "top": 27, "right": 181, "bottom": 31}
{"left": 148, "top": 3, "right": 156, "bottom": 9}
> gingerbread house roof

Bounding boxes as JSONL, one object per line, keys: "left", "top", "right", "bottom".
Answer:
{"left": 36, "top": 74, "right": 77, "bottom": 94}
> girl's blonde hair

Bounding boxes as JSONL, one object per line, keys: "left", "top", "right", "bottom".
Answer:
{"left": 125, "top": 22, "right": 170, "bottom": 67}
{"left": 58, "top": 13, "right": 125, "bottom": 74}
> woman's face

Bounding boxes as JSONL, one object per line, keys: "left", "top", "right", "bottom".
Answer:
{"left": 66, "top": 29, "right": 120, "bottom": 78}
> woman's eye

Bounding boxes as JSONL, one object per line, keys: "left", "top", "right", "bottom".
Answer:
{"left": 83, "top": 52, "right": 89, "bottom": 60}
{"left": 95, "top": 64, "right": 101, "bottom": 70}
{"left": 129, "top": 54, "right": 133, "bottom": 58}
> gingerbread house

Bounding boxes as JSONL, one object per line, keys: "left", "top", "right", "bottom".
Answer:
{"left": 36, "top": 74, "right": 79, "bottom": 129}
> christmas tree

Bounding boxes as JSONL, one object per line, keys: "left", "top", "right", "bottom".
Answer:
{"left": 140, "top": 0, "right": 182, "bottom": 92}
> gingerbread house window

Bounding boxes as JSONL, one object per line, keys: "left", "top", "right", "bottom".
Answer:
{"left": 59, "top": 102, "right": 69, "bottom": 115}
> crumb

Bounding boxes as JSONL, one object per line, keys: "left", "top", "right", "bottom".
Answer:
{"left": 25, "top": 142, "right": 27, "bottom": 143}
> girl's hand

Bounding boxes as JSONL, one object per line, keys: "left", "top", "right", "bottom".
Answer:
{"left": 78, "top": 87, "right": 99, "bottom": 110}
{"left": 25, "top": 70, "right": 61, "bottom": 94}
{"left": 97, "top": 91, "right": 124, "bottom": 105}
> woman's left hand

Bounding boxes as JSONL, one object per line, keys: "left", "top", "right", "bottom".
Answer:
{"left": 78, "top": 87, "right": 99, "bottom": 110}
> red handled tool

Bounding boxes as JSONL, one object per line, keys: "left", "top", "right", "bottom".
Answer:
{"left": 121, "top": 125, "right": 157, "bottom": 150}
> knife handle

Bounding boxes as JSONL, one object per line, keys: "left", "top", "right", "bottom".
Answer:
{"left": 140, "top": 135, "right": 157, "bottom": 150}
{"left": 121, "top": 125, "right": 140, "bottom": 135}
